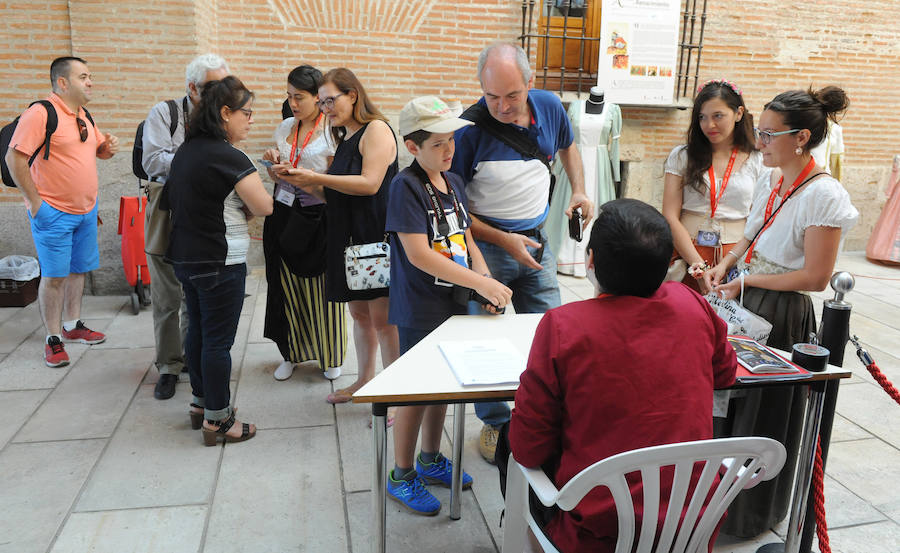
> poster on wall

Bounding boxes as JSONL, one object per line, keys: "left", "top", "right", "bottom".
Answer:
{"left": 598, "top": 0, "right": 680, "bottom": 105}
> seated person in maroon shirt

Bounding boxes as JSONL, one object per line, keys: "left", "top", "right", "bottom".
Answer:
{"left": 505, "top": 199, "right": 737, "bottom": 553}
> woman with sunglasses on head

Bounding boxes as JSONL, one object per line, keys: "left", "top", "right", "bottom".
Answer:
{"left": 162, "top": 76, "right": 273, "bottom": 446}
{"left": 274, "top": 68, "right": 399, "bottom": 405}
{"left": 703, "top": 86, "right": 858, "bottom": 536}
{"left": 261, "top": 65, "right": 348, "bottom": 383}
{"left": 662, "top": 79, "right": 765, "bottom": 294}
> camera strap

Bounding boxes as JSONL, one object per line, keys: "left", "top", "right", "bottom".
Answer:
{"left": 409, "top": 160, "right": 463, "bottom": 252}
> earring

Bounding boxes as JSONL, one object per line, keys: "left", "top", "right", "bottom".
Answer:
{"left": 794, "top": 147, "right": 803, "bottom": 155}
{"left": 224, "top": 119, "right": 230, "bottom": 122}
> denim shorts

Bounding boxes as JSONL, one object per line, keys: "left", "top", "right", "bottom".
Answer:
{"left": 27, "top": 201, "right": 99, "bottom": 278}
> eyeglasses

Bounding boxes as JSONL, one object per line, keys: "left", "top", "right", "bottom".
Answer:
{"left": 238, "top": 107, "right": 253, "bottom": 118}
{"left": 754, "top": 127, "right": 801, "bottom": 145}
{"left": 76, "top": 117, "right": 88, "bottom": 142}
{"left": 316, "top": 93, "right": 345, "bottom": 111}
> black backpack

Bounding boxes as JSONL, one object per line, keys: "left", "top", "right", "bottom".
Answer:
{"left": 133, "top": 98, "right": 180, "bottom": 181}
{"left": 0, "top": 100, "right": 94, "bottom": 187}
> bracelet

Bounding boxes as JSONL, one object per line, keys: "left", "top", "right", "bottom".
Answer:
{"left": 727, "top": 250, "right": 740, "bottom": 259}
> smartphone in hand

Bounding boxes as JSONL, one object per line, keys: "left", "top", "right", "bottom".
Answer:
{"left": 568, "top": 208, "right": 583, "bottom": 242}
{"left": 258, "top": 159, "right": 274, "bottom": 168}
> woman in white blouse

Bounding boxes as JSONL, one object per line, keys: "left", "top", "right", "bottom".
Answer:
{"left": 707, "top": 86, "right": 858, "bottom": 349}
{"left": 261, "top": 65, "right": 347, "bottom": 382}
{"left": 704, "top": 86, "right": 858, "bottom": 537}
{"left": 663, "top": 79, "right": 765, "bottom": 294}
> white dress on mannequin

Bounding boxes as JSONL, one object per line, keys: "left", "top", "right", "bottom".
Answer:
{"left": 547, "top": 100, "right": 621, "bottom": 276}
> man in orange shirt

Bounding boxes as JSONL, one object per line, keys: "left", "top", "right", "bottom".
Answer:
{"left": 5, "top": 56, "right": 120, "bottom": 367}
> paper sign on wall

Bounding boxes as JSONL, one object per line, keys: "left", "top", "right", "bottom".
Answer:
{"left": 598, "top": 0, "right": 680, "bottom": 105}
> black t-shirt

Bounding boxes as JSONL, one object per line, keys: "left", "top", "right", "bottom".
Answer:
{"left": 386, "top": 165, "right": 471, "bottom": 330}
{"left": 162, "top": 135, "right": 257, "bottom": 265}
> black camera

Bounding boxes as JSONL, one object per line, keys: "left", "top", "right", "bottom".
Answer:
{"left": 452, "top": 285, "right": 505, "bottom": 314}
{"left": 568, "top": 208, "right": 583, "bottom": 242}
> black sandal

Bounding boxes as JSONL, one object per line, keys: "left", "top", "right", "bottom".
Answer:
{"left": 201, "top": 413, "right": 256, "bottom": 446}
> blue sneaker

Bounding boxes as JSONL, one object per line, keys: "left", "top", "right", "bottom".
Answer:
{"left": 387, "top": 472, "right": 441, "bottom": 516}
{"left": 416, "top": 453, "right": 473, "bottom": 489}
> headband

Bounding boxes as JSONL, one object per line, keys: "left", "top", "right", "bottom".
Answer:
{"left": 697, "top": 79, "right": 742, "bottom": 96}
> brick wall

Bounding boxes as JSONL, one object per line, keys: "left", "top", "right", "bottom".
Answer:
{"left": 1, "top": 0, "right": 897, "bottom": 279}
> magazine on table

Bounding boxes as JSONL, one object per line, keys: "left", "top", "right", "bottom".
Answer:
{"left": 727, "top": 336, "right": 811, "bottom": 382}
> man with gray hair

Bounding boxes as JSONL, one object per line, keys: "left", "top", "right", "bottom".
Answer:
{"left": 451, "top": 42, "right": 593, "bottom": 462}
{"left": 142, "top": 53, "right": 229, "bottom": 400}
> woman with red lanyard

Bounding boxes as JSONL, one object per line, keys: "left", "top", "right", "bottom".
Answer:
{"left": 261, "top": 65, "right": 348, "bottom": 382}
{"left": 703, "top": 86, "right": 858, "bottom": 537}
{"left": 662, "top": 79, "right": 764, "bottom": 294}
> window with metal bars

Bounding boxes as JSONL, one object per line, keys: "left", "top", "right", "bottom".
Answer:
{"left": 519, "top": 0, "right": 708, "bottom": 103}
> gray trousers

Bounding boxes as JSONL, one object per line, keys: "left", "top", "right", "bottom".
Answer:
{"left": 147, "top": 252, "right": 188, "bottom": 376}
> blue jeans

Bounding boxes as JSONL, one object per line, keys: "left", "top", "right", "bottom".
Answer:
{"left": 174, "top": 263, "right": 246, "bottom": 421}
{"left": 472, "top": 228, "right": 562, "bottom": 426}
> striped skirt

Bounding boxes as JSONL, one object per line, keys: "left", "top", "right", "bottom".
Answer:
{"left": 271, "top": 259, "right": 347, "bottom": 369}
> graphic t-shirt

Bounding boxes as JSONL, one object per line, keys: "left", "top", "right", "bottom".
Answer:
{"left": 386, "top": 163, "right": 472, "bottom": 330}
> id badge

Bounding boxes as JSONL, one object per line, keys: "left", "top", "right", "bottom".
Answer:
{"left": 696, "top": 229, "right": 720, "bottom": 247}
{"left": 275, "top": 181, "right": 295, "bottom": 206}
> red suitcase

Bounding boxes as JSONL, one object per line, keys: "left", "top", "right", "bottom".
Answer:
{"left": 117, "top": 195, "right": 151, "bottom": 314}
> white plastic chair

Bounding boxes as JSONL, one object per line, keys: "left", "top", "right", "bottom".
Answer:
{"left": 501, "top": 437, "right": 787, "bottom": 553}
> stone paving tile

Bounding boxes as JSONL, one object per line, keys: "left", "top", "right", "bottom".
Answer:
{"left": 76, "top": 384, "right": 221, "bottom": 512}
{"left": 0, "top": 328, "right": 91, "bottom": 392}
{"left": 826, "top": 438, "right": 900, "bottom": 516}
{"left": 234, "top": 342, "right": 335, "bottom": 430}
{"left": 0, "top": 301, "right": 41, "bottom": 354}
{"left": 836, "top": 381, "right": 900, "bottom": 450}
{"left": 77, "top": 295, "right": 129, "bottom": 319}
{"left": 15, "top": 347, "right": 153, "bottom": 443}
{"left": 347, "top": 488, "right": 498, "bottom": 553}
{"left": 0, "top": 440, "right": 105, "bottom": 553}
{"left": 49, "top": 505, "right": 207, "bottom": 553}
{"left": 204, "top": 427, "right": 346, "bottom": 553}
{"left": 825, "top": 520, "right": 900, "bottom": 553}
{"left": 90, "top": 307, "right": 156, "bottom": 350}
{"left": 821, "top": 474, "right": 888, "bottom": 529}
{"left": 829, "top": 413, "right": 873, "bottom": 443}
{"left": 0, "top": 389, "right": 49, "bottom": 449}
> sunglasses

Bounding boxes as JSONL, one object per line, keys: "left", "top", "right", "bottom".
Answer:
{"left": 76, "top": 117, "right": 88, "bottom": 142}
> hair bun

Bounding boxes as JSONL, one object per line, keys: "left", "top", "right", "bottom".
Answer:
{"left": 810, "top": 86, "right": 849, "bottom": 118}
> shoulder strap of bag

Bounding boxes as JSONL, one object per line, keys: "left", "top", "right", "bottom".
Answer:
{"left": 165, "top": 99, "right": 178, "bottom": 136}
{"left": 460, "top": 102, "right": 555, "bottom": 203}
{"left": 29, "top": 100, "right": 57, "bottom": 163}
{"left": 81, "top": 107, "right": 95, "bottom": 127}
{"left": 460, "top": 103, "right": 551, "bottom": 173}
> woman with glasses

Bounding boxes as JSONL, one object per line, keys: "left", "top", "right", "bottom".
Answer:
{"left": 275, "top": 68, "right": 399, "bottom": 406}
{"left": 163, "top": 76, "right": 273, "bottom": 445}
{"left": 662, "top": 79, "right": 765, "bottom": 293}
{"left": 262, "top": 65, "right": 348, "bottom": 383}
{"left": 704, "top": 86, "right": 858, "bottom": 536}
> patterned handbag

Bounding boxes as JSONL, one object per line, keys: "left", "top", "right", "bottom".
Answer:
{"left": 344, "top": 239, "right": 390, "bottom": 290}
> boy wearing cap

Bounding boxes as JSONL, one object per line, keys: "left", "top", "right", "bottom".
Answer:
{"left": 385, "top": 96, "right": 512, "bottom": 515}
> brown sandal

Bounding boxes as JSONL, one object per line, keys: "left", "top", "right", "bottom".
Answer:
{"left": 189, "top": 403, "right": 204, "bottom": 430}
{"left": 201, "top": 413, "right": 256, "bottom": 446}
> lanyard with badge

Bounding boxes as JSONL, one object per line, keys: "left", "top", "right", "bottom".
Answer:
{"left": 275, "top": 113, "right": 323, "bottom": 206}
{"left": 410, "top": 160, "right": 464, "bottom": 254}
{"left": 742, "top": 157, "right": 822, "bottom": 263}
{"left": 696, "top": 148, "right": 738, "bottom": 247}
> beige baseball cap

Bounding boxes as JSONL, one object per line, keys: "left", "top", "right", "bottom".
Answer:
{"left": 399, "top": 96, "right": 474, "bottom": 137}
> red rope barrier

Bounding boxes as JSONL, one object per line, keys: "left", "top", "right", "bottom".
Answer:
{"left": 866, "top": 361, "right": 900, "bottom": 404}
{"left": 813, "top": 438, "right": 831, "bottom": 553}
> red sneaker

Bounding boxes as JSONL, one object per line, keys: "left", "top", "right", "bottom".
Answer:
{"left": 61, "top": 321, "right": 106, "bottom": 345}
{"left": 45, "top": 336, "right": 70, "bottom": 368}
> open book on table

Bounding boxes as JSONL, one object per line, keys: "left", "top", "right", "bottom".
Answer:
{"left": 727, "top": 336, "right": 810, "bottom": 382}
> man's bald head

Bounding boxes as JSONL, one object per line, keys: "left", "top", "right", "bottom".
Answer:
{"left": 477, "top": 42, "right": 532, "bottom": 87}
